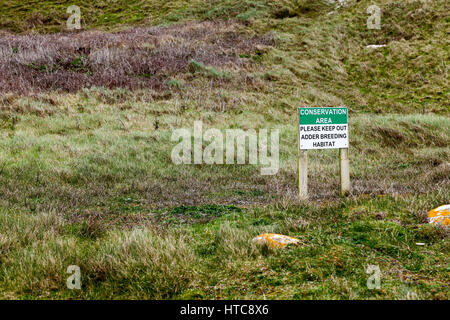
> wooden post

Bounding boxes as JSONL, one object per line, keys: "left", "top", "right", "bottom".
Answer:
{"left": 298, "top": 150, "right": 308, "bottom": 201}
{"left": 298, "top": 109, "right": 308, "bottom": 201}
{"left": 339, "top": 148, "right": 350, "bottom": 196}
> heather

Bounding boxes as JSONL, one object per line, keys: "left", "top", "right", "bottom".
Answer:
{"left": 0, "top": 21, "right": 274, "bottom": 93}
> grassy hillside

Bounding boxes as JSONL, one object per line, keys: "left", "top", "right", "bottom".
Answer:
{"left": 0, "top": 0, "right": 448, "bottom": 299}
{"left": 1, "top": 0, "right": 448, "bottom": 113}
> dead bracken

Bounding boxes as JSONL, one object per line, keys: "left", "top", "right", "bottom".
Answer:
{"left": 0, "top": 21, "right": 274, "bottom": 94}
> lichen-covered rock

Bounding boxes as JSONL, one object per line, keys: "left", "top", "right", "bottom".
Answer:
{"left": 252, "top": 233, "right": 301, "bottom": 248}
{"left": 428, "top": 205, "right": 450, "bottom": 226}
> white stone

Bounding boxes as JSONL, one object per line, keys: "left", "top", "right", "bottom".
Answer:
{"left": 366, "top": 44, "right": 387, "bottom": 49}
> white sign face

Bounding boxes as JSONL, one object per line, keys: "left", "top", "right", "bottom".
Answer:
{"left": 299, "top": 107, "right": 349, "bottom": 150}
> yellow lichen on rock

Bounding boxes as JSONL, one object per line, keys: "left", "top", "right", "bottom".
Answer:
{"left": 252, "top": 233, "right": 301, "bottom": 249}
{"left": 428, "top": 205, "right": 450, "bottom": 226}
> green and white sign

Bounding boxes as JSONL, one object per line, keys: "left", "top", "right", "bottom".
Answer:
{"left": 299, "top": 107, "right": 348, "bottom": 150}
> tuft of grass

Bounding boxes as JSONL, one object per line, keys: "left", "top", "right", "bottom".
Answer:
{"left": 188, "top": 60, "right": 234, "bottom": 80}
{"left": 271, "top": 0, "right": 333, "bottom": 19}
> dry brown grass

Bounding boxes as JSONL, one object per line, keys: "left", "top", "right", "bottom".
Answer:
{"left": 0, "top": 21, "right": 274, "bottom": 94}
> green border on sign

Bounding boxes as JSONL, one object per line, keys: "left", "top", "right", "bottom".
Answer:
{"left": 299, "top": 107, "right": 348, "bottom": 125}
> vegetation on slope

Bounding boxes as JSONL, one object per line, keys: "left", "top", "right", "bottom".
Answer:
{"left": 1, "top": 0, "right": 448, "bottom": 113}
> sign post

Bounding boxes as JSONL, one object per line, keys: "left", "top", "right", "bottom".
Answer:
{"left": 298, "top": 149, "right": 308, "bottom": 201}
{"left": 339, "top": 148, "right": 350, "bottom": 196}
{"left": 298, "top": 106, "right": 350, "bottom": 200}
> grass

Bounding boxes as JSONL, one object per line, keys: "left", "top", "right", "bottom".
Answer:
{"left": 0, "top": 0, "right": 448, "bottom": 299}
{"left": 0, "top": 193, "right": 448, "bottom": 299}
{"left": 0, "top": 89, "right": 448, "bottom": 299}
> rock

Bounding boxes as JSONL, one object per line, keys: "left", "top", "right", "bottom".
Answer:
{"left": 428, "top": 205, "right": 450, "bottom": 226}
{"left": 252, "top": 233, "right": 301, "bottom": 249}
{"left": 366, "top": 44, "right": 387, "bottom": 49}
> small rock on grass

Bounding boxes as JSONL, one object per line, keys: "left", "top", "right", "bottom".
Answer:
{"left": 252, "top": 233, "right": 301, "bottom": 249}
{"left": 366, "top": 44, "right": 387, "bottom": 49}
{"left": 428, "top": 205, "right": 450, "bottom": 226}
